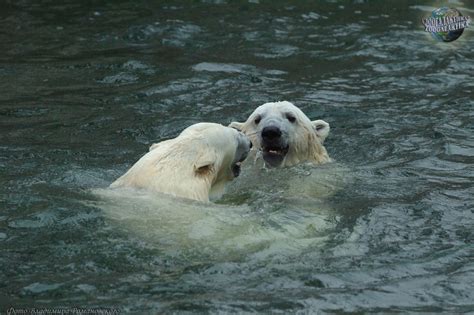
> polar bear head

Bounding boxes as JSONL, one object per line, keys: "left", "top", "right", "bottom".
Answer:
{"left": 229, "top": 101, "right": 330, "bottom": 167}
{"left": 140, "top": 123, "right": 252, "bottom": 201}
{"left": 177, "top": 123, "right": 252, "bottom": 183}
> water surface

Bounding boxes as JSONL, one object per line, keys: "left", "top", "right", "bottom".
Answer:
{"left": 1, "top": 1, "right": 473, "bottom": 313}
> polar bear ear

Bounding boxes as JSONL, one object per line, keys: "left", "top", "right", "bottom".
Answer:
{"left": 312, "top": 120, "right": 330, "bottom": 143}
{"left": 229, "top": 121, "right": 245, "bottom": 132}
{"left": 149, "top": 143, "right": 161, "bottom": 151}
{"left": 194, "top": 151, "right": 217, "bottom": 176}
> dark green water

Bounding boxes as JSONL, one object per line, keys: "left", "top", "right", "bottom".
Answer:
{"left": 1, "top": 1, "right": 473, "bottom": 313}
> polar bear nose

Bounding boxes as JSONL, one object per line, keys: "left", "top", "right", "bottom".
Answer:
{"left": 262, "top": 126, "right": 282, "bottom": 140}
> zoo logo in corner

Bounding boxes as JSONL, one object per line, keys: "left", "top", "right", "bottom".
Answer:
{"left": 422, "top": 7, "right": 471, "bottom": 42}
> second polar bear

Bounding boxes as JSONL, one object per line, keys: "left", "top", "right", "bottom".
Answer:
{"left": 229, "top": 101, "right": 331, "bottom": 167}
{"left": 110, "top": 123, "right": 252, "bottom": 202}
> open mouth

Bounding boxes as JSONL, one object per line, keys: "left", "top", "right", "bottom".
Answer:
{"left": 262, "top": 145, "right": 289, "bottom": 167}
{"left": 232, "top": 144, "right": 250, "bottom": 178}
{"left": 232, "top": 152, "right": 248, "bottom": 177}
{"left": 231, "top": 161, "right": 242, "bottom": 177}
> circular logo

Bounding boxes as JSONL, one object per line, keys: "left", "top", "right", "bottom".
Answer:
{"left": 422, "top": 7, "right": 471, "bottom": 42}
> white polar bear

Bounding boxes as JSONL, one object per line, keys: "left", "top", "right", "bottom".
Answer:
{"left": 110, "top": 123, "right": 252, "bottom": 202}
{"left": 229, "top": 101, "right": 331, "bottom": 167}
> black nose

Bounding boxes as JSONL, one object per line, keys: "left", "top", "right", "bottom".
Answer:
{"left": 262, "top": 126, "right": 282, "bottom": 141}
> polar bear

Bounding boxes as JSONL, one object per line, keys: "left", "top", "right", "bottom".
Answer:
{"left": 110, "top": 123, "right": 252, "bottom": 202}
{"left": 229, "top": 101, "right": 330, "bottom": 167}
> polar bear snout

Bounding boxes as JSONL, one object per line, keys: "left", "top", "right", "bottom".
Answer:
{"left": 231, "top": 133, "right": 252, "bottom": 177}
{"left": 262, "top": 126, "right": 282, "bottom": 141}
{"left": 259, "top": 125, "right": 289, "bottom": 168}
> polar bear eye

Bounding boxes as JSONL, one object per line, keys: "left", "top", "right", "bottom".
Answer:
{"left": 286, "top": 113, "right": 296, "bottom": 123}
{"left": 254, "top": 115, "right": 261, "bottom": 125}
